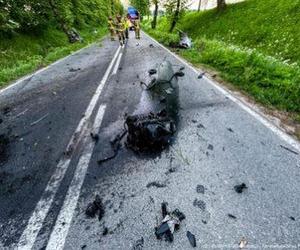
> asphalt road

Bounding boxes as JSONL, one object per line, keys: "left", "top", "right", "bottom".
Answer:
{"left": 0, "top": 31, "right": 299, "bottom": 250}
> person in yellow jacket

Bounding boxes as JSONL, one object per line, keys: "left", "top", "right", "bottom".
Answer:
{"left": 108, "top": 16, "right": 115, "bottom": 41}
{"left": 123, "top": 16, "right": 131, "bottom": 39}
{"left": 116, "top": 15, "right": 125, "bottom": 46}
{"left": 133, "top": 18, "right": 141, "bottom": 39}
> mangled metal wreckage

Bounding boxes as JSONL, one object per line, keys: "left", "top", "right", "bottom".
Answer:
{"left": 125, "top": 60, "right": 184, "bottom": 152}
{"left": 97, "top": 60, "right": 184, "bottom": 164}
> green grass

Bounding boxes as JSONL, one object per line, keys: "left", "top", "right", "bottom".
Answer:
{"left": 0, "top": 27, "right": 107, "bottom": 88}
{"left": 143, "top": 0, "right": 300, "bottom": 115}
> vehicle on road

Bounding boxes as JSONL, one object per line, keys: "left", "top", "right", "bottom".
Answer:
{"left": 127, "top": 6, "right": 139, "bottom": 30}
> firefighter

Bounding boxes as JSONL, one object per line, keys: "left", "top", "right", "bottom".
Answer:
{"left": 108, "top": 16, "right": 115, "bottom": 41}
{"left": 124, "top": 16, "right": 130, "bottom": 39}
{"left": 116, "top": 15, "right": 125, "bottom": 46}
{"left": 133, "top": 18, "right": 141, "bottom": 40}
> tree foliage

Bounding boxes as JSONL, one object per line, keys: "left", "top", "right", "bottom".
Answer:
{"left": 0, "top": 0, "right": 123, "bottom": 37}
{"left": 130, "top": 0, "right": 151, "bottom": 17}
{"left": 163, "top": 0, "right": 189, "bottom": 32}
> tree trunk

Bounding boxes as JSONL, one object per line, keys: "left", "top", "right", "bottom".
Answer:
{"left": 217, "top": 0, "right": 226, "bottom": 11}
{"left": 151, "top": 1, "right": 159, "bottom": 29}
{"left": 169, "top": 0, "right": 180, "bottom": 33}
{"left": 197, "top": 0, "right": 202, "bottom": 12}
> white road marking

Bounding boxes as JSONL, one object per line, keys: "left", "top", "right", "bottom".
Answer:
{"left": 143, "top": 31, "right": 300, "bottom": 153}
{"left": 112, "top": 52, "right": 123, "bottom": 75}
{"left": 0, "top": 42, "right": 98, "bottom": 95}
{"left": 17, "top": 46, "right": 121, "bottom": 250}
{"left": 46, "top": 105, "right": 106, "bottom": 250}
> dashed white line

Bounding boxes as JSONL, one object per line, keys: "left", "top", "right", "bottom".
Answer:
{"left": 143, "top": 31, "right": 300, "bottom": 153}
{"left": 17, "top": 46, "right": 121, "bottom": 250}
{"left": 46, "top": 105, "right": 106, "bottom": 250}
{"left": 112, "top": 52, "right": 123, "bottom": 75}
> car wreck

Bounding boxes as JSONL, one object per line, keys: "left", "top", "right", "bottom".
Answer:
{"left": 125, "top": 60, "right": 184, "bottom": 152}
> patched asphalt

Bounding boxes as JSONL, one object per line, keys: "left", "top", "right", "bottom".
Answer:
{"left": 0, "top": 32, "right": 300, "bottom": 249}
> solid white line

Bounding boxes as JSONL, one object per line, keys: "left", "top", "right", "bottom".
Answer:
{"left": 142, "top": 31, "right": 300, "bottom": 153}
{"left": 17, "top": 46, "right": 121, "bottom": 250}
{"left": 46, "top": 105, "right": 106, "bottom": 250}
{"left": 112, "top": 52, "right": 123, "bottom": 75}
{"left": 0, "top": 43, "right": 97, "bottom": 95}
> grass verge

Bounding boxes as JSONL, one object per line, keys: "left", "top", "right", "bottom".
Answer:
{"left": 0, "top": 27, "right": 107, "bottom": 88}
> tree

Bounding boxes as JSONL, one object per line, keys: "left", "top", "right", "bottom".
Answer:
{"left": 0, "top": 0, "right": 124, "bottom": 40}
{"left": 151, "top": 0, "right": 159, "bottom": 29}
{"left": 197, "top": 0, "right": 201, "bottom": 11}
{"left": 164, "top": 0, "right": 188, "bottom": 33}
{"left": 130, "top": 0, "right": 150, "bottom": 18}
{"left": 217, "top": 0, "right": 226, "bottom": 11}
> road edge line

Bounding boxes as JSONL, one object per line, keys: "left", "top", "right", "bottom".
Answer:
{"left": 142, "top": 31, "right": 300, "bottom": 153}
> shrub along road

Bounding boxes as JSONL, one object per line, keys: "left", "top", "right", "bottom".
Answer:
{"left": 0, "top": 32, "right": 299, "bottom": 249}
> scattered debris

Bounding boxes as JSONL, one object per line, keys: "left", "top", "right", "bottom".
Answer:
{"left": 207, "top": 144, "right": 214, "bottom": 150}
{"left": 30, "top": 114, "right": 49, "bottom": 126}
{"left": 2, "top": 106, "right": 11, "bottom": 115}
{"left": 132, "top": 237, "right": 144, "bottom": 250}
{"left": 146, "top": 181, "right": 166, "bottom": 188}
{"left": 198, "top": 72, "right": 205, "bottom": 79}
{"left": 234, "top": 183, "right": 247, "bottom": 193}
{"left": 161, "top": 202, "right": 168, "bottom": 218}
{"left": 228, "top": 214, "right": 237, "bottom": 219}
{"left": 196, "top": 185, "right": 205, "bottom": 194}
{"left": 280, "top": 145, "right": 299, "bottom": 155}
{"left": 90, "top": 133, "right": 99, "bottom": 142}
{"left": 166, "top": 167, "right": 177, "bottom": 174}
{"left": 186, "top": 231, "right": 197, "bottom": 247}
{"left": 202, "top": 220, "right": 207, "bottom": 224}
{"left": 69, "top": 67, "right": 81, "bottom": 72}
{"left": 0, "top": 134, "right": 9, "bottom": 164}
{"left": 81, "top": 245, "right": 87, "bottom": 249}
{"left": 97, "top": 129, "right": 127, "bottom": 164}
{"left": 239, "top": 237, "right": 248, "bottom": 249}
{"left": 102, "top": 227, "right": 109, "bottom": 235}
{"left": 193, "top": 199, "right": 206, "bottom": 211}
{"left": 148, "top": 69, "right": 157, "bottom": 75}
{"left": 197, "top": 123, "right": 205, "bottom": 129}
{"left": 227, "top": 128, "right": 234, "bottom": 133}
{"left": 85, "top": 195, "right": 104, "bottom": 221}
{"left": 149, "top": 44, "right": 154, "bottom": 48}
{"left": 0, "top": 118, "right": 2, "bottom": 124}
{"left": 155, "top": 203, "right": 185, "bottom": 243}
{"left": 289, "top": 216, "right": 295, "bottom": 221}
{"left": 177, "top": 29, "right": 192, "bottom": 49}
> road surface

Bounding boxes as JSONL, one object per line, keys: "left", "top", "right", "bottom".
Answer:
{"left": 0, "top": 31, "right": 299, "bottom": 250}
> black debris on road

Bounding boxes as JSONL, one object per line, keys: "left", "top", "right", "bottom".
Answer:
{"left": 196, "top": 185, "right": 205, "bottom": 194}
{"left": 234, "top": 183, "right": 248, "bottom": 194}
{"left": 186, "top": 231, "right": 197, "bottom": 247}
{"left": 193, "top": 199, "right": 206, "bottom": 211}
{"left": 155, "top": 203, "right": 185, "bottom": 243}
{"left": 146, "top": 181, "right": 167, "bottom": 188}
{"left": 85, "top": 195, "right": 104, "bottom": 221}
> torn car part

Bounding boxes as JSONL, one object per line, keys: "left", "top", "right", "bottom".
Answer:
{"left": 125, "top": 61, "right": 184, "bottom": 152}
{"left": 186, "top": 231, "right": 197, "bottom": 247}
{"left": 85, "top": 195, "right": 104, "bottom": 221}
{"left": 155, "top": 203, "right": 185, "bottom": 242}
{"left": 177, "top": 29, "right": 192, "bottom": 49}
